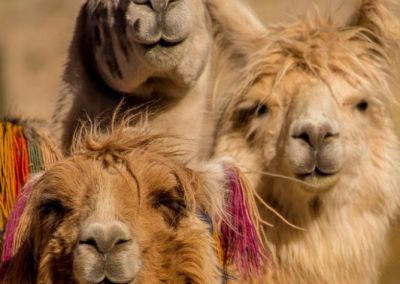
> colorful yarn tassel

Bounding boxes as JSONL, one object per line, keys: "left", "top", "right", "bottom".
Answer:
{"left": 1, "top": 179, "right": 34, "bottom": 262}
{"left": 215, "top": 165, "right": 269, "bottom": 279}
{"left": 0, "top": 120, "right": 60, "bottom": 250}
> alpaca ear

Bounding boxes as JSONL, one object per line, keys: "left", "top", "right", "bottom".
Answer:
{"left": 0, "top": 175, "right": 43, "bottom": 283}
{"left": 348, "top": 0, "right": 400, "bottom": 48}
{"left": 206, "top": 0, "right": 266, "bottom": 59}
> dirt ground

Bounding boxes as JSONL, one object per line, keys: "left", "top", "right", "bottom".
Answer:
{"left": 0, "top": 0, "right": 399, "bottom": 282}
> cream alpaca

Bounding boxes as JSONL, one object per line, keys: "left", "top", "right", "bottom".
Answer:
{"left": 208, "top": 0, "right": 400, "bottom": 283}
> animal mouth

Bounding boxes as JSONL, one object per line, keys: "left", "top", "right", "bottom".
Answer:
{"left": 297, "top": 168, "right": 334, "bottom": 178}
{"left": 142, "top": 38, "right": 184, "bottom": 49}
{"left": 296, "top": 168, "right": 339, "bottom": 189}
{"left": 97, "top": 278, "right": 128, "bottom": 284}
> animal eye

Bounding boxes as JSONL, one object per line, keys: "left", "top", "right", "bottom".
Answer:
{"left": 39, "top": 199, "right": 68, "bottom": 217}
{"left": 38, "top": 198, "right": 69, "bottom": 234}
{"left": 233, "top": 101, "right": 268, "bottom": 128}
{"left": 256, "top": 103, "right": 268, "bottom": 117}
{"left": 153, "top": 191, "right": 186, "bottom": 212}
{"left": 151, "top": 189, "right": 187, "bottom": 227}
{"left": 356, "top": 100, "right": 369, "bottom": 112}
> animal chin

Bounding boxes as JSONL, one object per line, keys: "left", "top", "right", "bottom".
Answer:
{"left": 296, "top": 168, "right": 340, "bottom": 191}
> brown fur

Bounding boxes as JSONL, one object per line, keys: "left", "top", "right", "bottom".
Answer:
{"left": 209, "top": 0, "right": 400, "bottom": 283}
{"left": 0, "top": 122, "right": 228, "bottom": 283}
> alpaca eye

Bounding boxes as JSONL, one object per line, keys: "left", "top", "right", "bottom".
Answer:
{"left": 233, "top": 101, "right": 268, "bottom": 129}
{"left": 151, "top": 189, "right": 187, "bottom": 227}
{"left": 356, "top": 100, "right": 369, "bottom": 112}
{"left": 256, "top": 103, "right": 268, "bottom": 117}
{"left": 40, "top": 199, "right": 68, "bottom": 217}
{"left": 154, "top": 191, "right": 186, "bottom": 213}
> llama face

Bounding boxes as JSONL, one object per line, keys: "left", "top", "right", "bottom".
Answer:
{"left": 217, "top": 70, "right": 395, "bottom": 194}
{"left": 85, "top": 0, "right": 211, "bottom": 93}
{"left": 3, "top": 151, "right": 222, "bottom": 283}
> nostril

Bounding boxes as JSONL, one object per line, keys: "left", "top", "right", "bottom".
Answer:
{"left": 79, "top": 238, "right": 100, "bottom": 251}
{"left": 115, "top": 238, "right": 131, "bottom": 246}
{"left": 80, "top": 221, "right": 132, "bottom": 254}
{"left": 133, "top": 0, "right": 150, "bottom": 4}
{"left": 293, "top": 132, "right": 312, "bottom": 146}
{"left": 134, "top": 0, "right": 174, "bottom": 11}
{"left": 324, "top": 131, "right": 339, "bottom": 140}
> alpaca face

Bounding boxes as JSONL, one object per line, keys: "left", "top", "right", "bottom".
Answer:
{"left": 217, "top": 71, "right": 394, "bottom": 195}
{"left": 86, "top": 0, "right": 211, "bottom": 93}
{"left": 5, "top": 151, "right": 222, "bottom": 283}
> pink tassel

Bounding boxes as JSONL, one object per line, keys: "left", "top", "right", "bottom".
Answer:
{"left": 218, "top": 165, "right": 267, "bottom": 278}
{"left": 2, "top": 180, "right": 33, "bottom": 262}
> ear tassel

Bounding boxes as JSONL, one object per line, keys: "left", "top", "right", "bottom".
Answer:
{"left": 1, "top": 180, "right": 33, "bottom": 263}
{"left": 215, "top": 165, "right": 270, "bottom": 278}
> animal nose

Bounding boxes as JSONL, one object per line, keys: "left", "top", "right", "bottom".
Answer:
{"left": 133, "top": 0, "right": 173, "bottom": 12}
{"left": 291, "top": 121, "right": 339, "bottom": 150}
{"left": 79, "top": 221, "right": 132, "bottom": 254}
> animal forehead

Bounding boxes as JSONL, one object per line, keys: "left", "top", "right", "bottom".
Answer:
{"left": 246, "top": 72, "right": 363, "bottom": 106}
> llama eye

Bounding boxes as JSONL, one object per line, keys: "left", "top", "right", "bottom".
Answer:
{"left": 233, "top": 101, "right": 268, "bottom": 129}
{"left": 151, "top": 189, "right": 187, "bottom": 227}
{"left": 38, "top": 198, "right": 69, "bottom": 234}
{"left": 256, "top": 103, "right": 268, "bottom": 117}
{"left": 153, "top": 191, "right": 186, "bottom": 213}
{"left": 40, "top": 199, "right": 68, "bottom": 217}
{"left": 356, "top": 100, "right": 369, "bottom": 112}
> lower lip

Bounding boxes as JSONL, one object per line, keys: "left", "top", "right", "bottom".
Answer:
{"left": 296, "top": 172, "right": 339, "bottom": 190}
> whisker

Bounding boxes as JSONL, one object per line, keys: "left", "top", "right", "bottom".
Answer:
{"left": 236, "top": 164, "right": 307, "bottom": 231}
{"left": 243, "top": 168, "right": 314, "bottom": 187}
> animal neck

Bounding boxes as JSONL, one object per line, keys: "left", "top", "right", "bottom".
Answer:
{"left": 256, "top": 160, "right": 399, "bottom": 283}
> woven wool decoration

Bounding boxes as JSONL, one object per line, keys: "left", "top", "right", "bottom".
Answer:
{"left": 0, "top": 120, "right": 60, "bottom": 245}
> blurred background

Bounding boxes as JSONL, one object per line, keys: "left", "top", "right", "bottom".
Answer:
{"left": 0, "top": 0, "right": 398, "bottom": 282}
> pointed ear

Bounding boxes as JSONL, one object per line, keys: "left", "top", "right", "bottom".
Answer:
{"left": 348, "top": 0, "right": 400, "bottom": 47}
{"left": 206, "top": 0, "right": 266, "bottom": 59}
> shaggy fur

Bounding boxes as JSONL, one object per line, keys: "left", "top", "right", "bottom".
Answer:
{"left": 209, "top": 0, "right": 400, "bottom": 283}
{"left": 51, "top": 0, "right": 262, "bottom": 156}
{"left": 0, "top": 122, "right": 229, "bottom": 283}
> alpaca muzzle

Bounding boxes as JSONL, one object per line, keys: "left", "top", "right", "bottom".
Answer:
{"left": 74, "top": 221, "right": 140, "bottom": 284}
{"left": 128, "top": 0, "right": 192, "bottom": 46}
{"left": 287, "top": 118, "right": 344, "bottom": 190}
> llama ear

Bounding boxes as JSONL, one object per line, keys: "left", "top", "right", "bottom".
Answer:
{"left": 347, "top": 0, "right": 400, "bottom": 47}
{"left": 206, "top": 0, "right": 266, "bottom": 59}
{"left": 0, "top": 175, "right": 43, "bottom": 283}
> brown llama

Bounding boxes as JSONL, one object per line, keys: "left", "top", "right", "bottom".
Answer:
{"left": 207, "top": 0, "right": 400, "bottom": 283}
{"left": 0, "top": 122, "right": 240, "bottom": 284}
